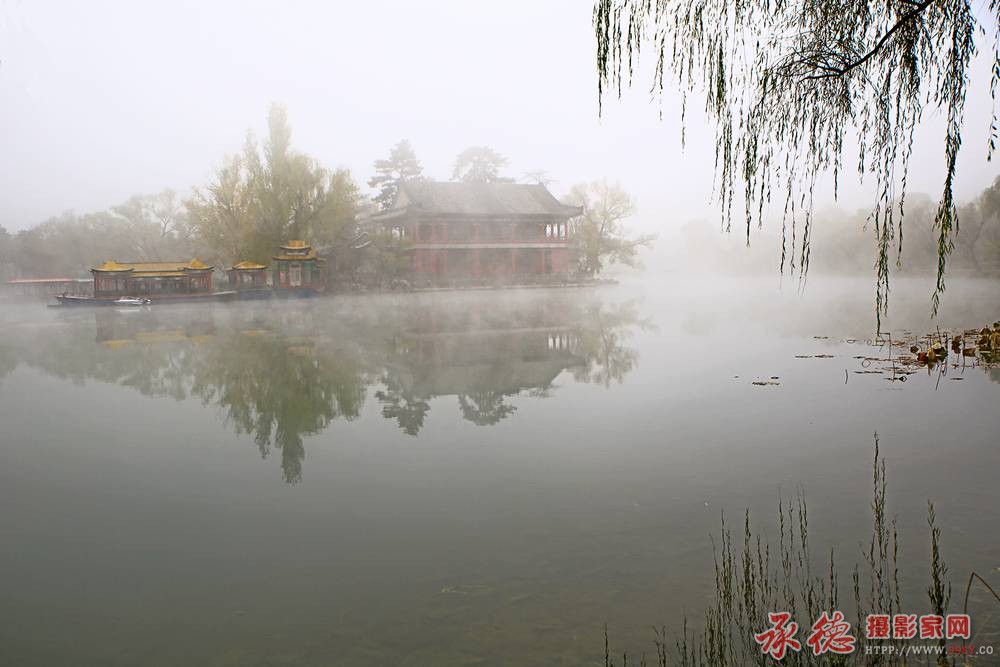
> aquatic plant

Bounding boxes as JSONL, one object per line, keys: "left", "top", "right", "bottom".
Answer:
{"left": 604, "top": 434, "right": 996, "bottom": 666}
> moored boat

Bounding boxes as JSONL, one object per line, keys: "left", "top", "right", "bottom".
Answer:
{"left": 54, "top": 291, "right": 238, "bottom": 307}
{"left": 55, "top": 294, "right": 118, "bottom": 307}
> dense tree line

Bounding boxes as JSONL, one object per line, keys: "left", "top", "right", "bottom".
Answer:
{"left": 0, "top": 190, "right": 196, "bottom": 279}
{"left": 676, "top": 176, "right": 1000, "bottom": 278}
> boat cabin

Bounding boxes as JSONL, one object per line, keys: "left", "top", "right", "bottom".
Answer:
{"left": 91, "top": 259, "right": 214, "bottom": 298}
{"left": 227, "top": 261, "right": 268, "bottom": 290}
{"left": 273, "top": 240, "right": 323, "bottom": 291}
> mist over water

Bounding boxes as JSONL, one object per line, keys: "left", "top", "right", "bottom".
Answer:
{"left": 3, "top": 2, "right": 1000, "bottom": 662}
{"left": 1, "top": 276, "right": 998, "bottom": 665}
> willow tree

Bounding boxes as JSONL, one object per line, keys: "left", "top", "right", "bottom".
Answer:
{"left": 187, "top": 104, "right": 359, "bottom": 266}
{"left": 564, "top": 179, "right": 655, "bottom": 276}
{"left": 594, "top": 0, "right": 999, "bottom": 326}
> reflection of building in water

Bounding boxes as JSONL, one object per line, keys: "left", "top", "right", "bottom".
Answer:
{"left": 378, "top": 302, "right": 585, "bottom": 433}
{"left": 94, "top": 310, "right": 217, "bottom": 345}
{"left": 388, "top": 328, "right": 582, "bottom": 397}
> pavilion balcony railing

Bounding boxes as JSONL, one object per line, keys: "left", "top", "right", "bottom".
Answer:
{"left": 411, "top": 236, "right": 571, "bottom": 244}
{"left": 405, "top": 222, "right": 572, "bottom": 245}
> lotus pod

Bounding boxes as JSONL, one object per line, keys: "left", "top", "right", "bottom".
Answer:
{"left": 918, "top": 351, "right": 928, "bottom": 363}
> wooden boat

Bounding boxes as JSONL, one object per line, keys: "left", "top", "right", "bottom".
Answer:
{"left": 55, "top": 294, "right": 119, "bottom": 307}
{"left": 54, "top": 291, "right": 238, "bottom": 307}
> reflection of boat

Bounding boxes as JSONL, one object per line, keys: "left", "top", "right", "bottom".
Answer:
{"left": 115, "top": 297, "right": 152, "bottom": 306}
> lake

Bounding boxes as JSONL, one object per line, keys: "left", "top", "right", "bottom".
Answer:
{"left": 1, "top": 276, "right": 998, "bottom": 666}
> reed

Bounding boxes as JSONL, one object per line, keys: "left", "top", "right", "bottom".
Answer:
{"left": 604, "top": 434, "right": 978, "bottom": 666}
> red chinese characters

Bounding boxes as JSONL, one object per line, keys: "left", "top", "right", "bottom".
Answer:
{"left": 920, "top": 615, "right": 944, "bottom": 639}
{"left": 807, "top": 611, "right": 857, "bottom": 655}
{"left": 946, "top": 614, "right": 971, "bottom": 639}
{"left": 865, "top": 613, "right": 972, "bottom": 640}
{"left": 760, "top": 611, "right": 973, "bottom": 660}
{"left": 893, "top": 614, "right": 917, "bottom": 639}
{"left": 755, "top": 612, "right": 802, "bottom": 659}
{"left": 866, "top": 614, "right": 890, "bottom": 639}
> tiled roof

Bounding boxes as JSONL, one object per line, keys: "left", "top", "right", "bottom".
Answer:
{"left": 394, "top": 181, "right": 582, "bottom": 217}
{"left": 93, "top": 259, "right": 132, "bottom": 272}
{"left": 231, "top": 261, "right": 268, "bottom": 270}
{"left": 91, "top": 259, "right": 214, "bottom": 274}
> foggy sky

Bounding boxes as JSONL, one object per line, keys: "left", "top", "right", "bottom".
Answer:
{"left": 2, "top": 0, "right": 998, "bottom": 235}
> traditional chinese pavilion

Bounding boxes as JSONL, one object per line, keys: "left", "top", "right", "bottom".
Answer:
{"left": 91, "top": 258, "right": 214, "bottom": 297}
{"left": 227, "top": 261, "right": 268, "bottom": 290}
{"left": 272, "top": 240, "right": 323, "bottom": 291}
{"left": 369, "top": 181, "right": 582, "bottom": 281}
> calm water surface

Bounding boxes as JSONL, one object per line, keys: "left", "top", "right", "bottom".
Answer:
{"left": 1, "top": 277, "right": 998, "bottom": 666}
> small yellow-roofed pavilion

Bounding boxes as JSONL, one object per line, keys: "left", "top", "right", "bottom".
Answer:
{"left": 272, "top": 240, "right": 323, "bottom": 291}
{"left": 227, "top": 260, "right": 269, "bottom": 290}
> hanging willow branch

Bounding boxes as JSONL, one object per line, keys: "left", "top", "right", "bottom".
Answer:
{"left": 594, "top": 0, "right": 998, "bottom": 330}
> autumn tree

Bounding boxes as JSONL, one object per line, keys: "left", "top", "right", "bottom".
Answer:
{"left": 564, "top": 180, "right": 654, "bottom": 276}
{"left": 593, "top": 0, "right": 1000, "bottom": 326}
{"left": 108, "top": 189, "right": 193, "bottom": 261}
{"left": 187, "top": 104, "right": 359, "bottom": 267}
{"left": 4, "top": 199, "right": 198, "bottom": 279}
{"left": 368, "top": 140, "right": 424, "bottom": 210}
{"left": 452, "top": 146, "right": 513, "bottom": 183}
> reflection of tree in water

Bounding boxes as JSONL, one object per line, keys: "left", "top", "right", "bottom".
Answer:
{"left": 190, "top": 332, "right": 366, "bottom": 484}
{"left": 570, "top": 301, "right": 647, "bottom": 387}
{"left": 457, "top": 390, "right": 517, "bottom": 426}
{"left": 0, "top": 340, "right": 17, "bottom": 383}
{"left": 8, "top": 293, "right": 648, "bottom": 477}
{"left": 16, "top": 311, "right": 206, "bottom": 399}
{"left": 16, "top": 310, "right": 368, "bottom": 484}
{"left": 374, "top": 373, "right": 430, "bottom": 436}
{"left": 376, "top": 295, "right": 646, "bottom": 434}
